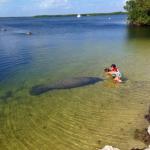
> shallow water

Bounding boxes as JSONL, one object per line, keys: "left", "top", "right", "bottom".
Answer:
{"left": 0, "top": 15, "right": 150, "bottom": 150}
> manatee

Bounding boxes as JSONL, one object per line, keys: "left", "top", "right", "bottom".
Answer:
{"left": 30, "top": 77, "right": 103, "bottom": 95}
{"left": 0, "top": 91, "right": 13, "bottom": 100}
{"left": 0, "top": 28, "right": 7, "bottom": 31}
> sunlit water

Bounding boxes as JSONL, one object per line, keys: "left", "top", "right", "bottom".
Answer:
{"left": 0, "top": 15, "right": 150, "bottom": 150}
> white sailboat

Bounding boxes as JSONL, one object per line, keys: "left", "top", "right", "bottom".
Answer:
{"left": 77, "top": 14, "right": 81, "bottom": 18}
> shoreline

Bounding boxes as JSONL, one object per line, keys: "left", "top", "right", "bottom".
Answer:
{"left": 33, "top": 12, "right": 127, "bottom": 18}
{"left": 99, "top": 106, "right": 150, "bottom": 150}
{"left": 0, "top": 11, "right": 127, "bottom": 18}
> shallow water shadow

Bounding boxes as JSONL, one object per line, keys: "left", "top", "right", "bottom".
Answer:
{"left": 127, "top": 26, "right": 150, "bottom": 39}
{"left": 30, "top": 77, "right": 103, "bottom": 96}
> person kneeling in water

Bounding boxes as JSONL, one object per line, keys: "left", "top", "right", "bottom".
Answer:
{"left": 104, "top": 64, "right": 122, "bottom": 83}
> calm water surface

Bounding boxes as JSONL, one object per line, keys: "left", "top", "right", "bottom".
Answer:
{"left": 0, "top": 15, "right": 150, "bottom": 150}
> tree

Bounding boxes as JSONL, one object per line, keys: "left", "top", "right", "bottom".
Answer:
{"left": 124, "top": 0, "right": 150, "bottom": 26}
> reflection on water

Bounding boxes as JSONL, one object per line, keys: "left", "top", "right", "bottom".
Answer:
{"left": 0, "top": 15, "right": 150, "bottom": 150}
{"left": 128, "top": 26, "right": 150, "bottom": 39}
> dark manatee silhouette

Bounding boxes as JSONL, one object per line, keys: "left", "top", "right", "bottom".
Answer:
{"left": 0, "top": 91, "right": 13, "bottom": 101}
{"left": 30, "top": 77, "right": 103, "bottom": 95}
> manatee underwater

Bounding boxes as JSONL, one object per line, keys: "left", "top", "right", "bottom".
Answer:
{"left": 30, "top": 77, "right": 103, "bottom": 95}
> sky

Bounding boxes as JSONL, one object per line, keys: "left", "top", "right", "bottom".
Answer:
{"left": 0, "top": 0, "right": 127, "bottom": 17}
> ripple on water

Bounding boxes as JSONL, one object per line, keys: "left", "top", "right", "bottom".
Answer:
{"left": 0, "top": 80, "right": 149, "bottom": 150}
{"left": 0, "top": 15, "right": 150, "bottom": 150}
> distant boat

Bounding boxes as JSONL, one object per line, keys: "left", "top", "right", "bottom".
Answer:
{"left": 77, "top": 14, "right": 81, "bottom": 18}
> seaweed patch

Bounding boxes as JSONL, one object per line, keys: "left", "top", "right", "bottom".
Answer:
{"left": 134, "top": 128, "right": 150, "bottom": 145}
{"left": 145, "top": 107, "right": 150, "bottom": 123}
{"left": 131, "top": 107, "right": 150, "bottom": 150}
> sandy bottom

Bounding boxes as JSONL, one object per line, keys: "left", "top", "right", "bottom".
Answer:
{"left": 0, "top": 79, "right": 149, "bottom": 150}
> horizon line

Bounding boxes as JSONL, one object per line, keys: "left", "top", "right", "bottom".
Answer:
{"left": 0, "top": 11, "right": 127, "bottom": 18}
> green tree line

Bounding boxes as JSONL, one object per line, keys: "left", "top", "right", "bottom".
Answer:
{"left": 124, "top": 0, "right": 150, "bottom": 26}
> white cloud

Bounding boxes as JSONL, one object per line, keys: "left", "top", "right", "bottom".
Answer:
{"left": 123, "top": 0, "right": 127, "bottom": 5}
{"left": 38, "top": 0, "right": 69, "bottom": 9}
{"left": 0, "top": 0, "right": 9, "bottom": 5}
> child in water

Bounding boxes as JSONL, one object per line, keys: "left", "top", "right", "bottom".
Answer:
{"left": 104, "top": 64, "right": 122, "bottom": 83}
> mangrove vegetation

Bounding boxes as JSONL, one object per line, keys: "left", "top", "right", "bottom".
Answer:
{"left": 124, "top": 0, "right": 150, "bottom": 26}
